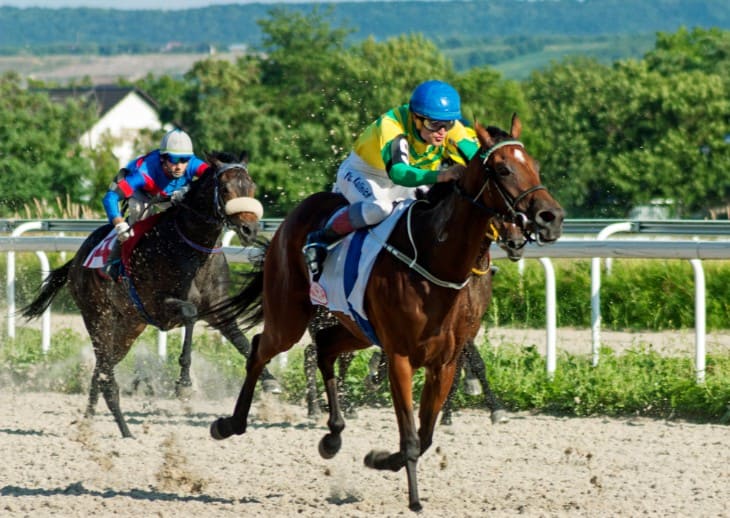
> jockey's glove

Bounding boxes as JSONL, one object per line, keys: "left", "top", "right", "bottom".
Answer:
{"left": 170, "top": 186, "right": 189, "bottom": 205}
{"left": 115, "top": 221, "right": 134, "bottom": 243}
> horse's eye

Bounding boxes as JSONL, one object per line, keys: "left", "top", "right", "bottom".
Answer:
{"left": 496, "top": 164, "right": 511, "bottom": 177}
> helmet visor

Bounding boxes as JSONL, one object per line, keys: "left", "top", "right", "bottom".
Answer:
{"left": 418, "top": 116, "right": 455, "bottom": 132}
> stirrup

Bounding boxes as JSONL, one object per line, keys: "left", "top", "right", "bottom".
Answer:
{"left": 101, "top": 260, "right": 121, "bottom": 281}
{"left": 303, "top": 243, "right": 328, "bottom": 281}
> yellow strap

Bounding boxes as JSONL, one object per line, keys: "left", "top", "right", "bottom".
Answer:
{"left": 487, "top": 222, "right": 500, "bottom": 241}
{"left": 472, "top": 225, "right": 498, "bottom": 276}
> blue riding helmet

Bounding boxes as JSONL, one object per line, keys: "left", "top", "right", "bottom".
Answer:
{"left": 409, "top": 80, "right": 462, "bottom": 121}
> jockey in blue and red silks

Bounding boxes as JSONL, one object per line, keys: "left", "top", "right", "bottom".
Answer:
{"left": 101, "top": 128, "right": 209, "bottom": 273}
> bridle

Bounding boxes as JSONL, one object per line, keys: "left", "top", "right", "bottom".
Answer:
{"left": 174, "top": 161, "right": 263, "bottom": 252}
{"left": 455, "top": 139, "right": 547, "bottom": 244}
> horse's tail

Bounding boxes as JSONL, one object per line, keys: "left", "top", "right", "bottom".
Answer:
{"left": 19, "top": 260, "right": 73, "bottom": 319}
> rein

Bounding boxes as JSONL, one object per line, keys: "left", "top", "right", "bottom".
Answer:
{"left": 172, "top": 161, "right": 255, "bottom": 253}
{"left": 375, "top": 200, "right": 470, "bottom": 290}
{"left": 174, "top": 219, "right": 223, "bottom": 254}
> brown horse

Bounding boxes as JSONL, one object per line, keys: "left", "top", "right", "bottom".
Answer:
{"left": 303, "top": 215, "right": 527, "bottom": 423}
{"left": 21, "top": 152, "right": 278, "bottom": 438}
{"left": 209, "top": 115, "right": 564, "bottom": 511}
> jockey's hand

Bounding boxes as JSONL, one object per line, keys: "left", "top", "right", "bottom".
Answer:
{"left": 170, "top": 186, "right": 189, "bottom": 205}
{"left": 115, "top": 221, "right": 134, "bottom": 243}
{"left": 437, "top": 167, "right": 462, "bottom": 183}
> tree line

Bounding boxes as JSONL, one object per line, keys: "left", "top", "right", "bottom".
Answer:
{"left": 0, "top": 10, "right": 728, "bottom": 219}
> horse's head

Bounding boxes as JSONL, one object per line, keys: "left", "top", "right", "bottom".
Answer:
{"left": 207, "top": 151, "right": 264, "bottom": 245}
{"left": 488, "top": 216, "right": 526, "bottom": 262}
{"left": 463, "top": 114, "right": 564, "bottom": 244}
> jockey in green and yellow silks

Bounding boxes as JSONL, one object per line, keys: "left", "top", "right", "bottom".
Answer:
{"left": 304, "top": 80, "right": 479, "bottom": 279}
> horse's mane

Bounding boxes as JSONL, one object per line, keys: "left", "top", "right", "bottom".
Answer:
{"left": 423, "top": 164, "right": 467, "bottom": 205}
{"left": 484, "top": 125, "right": 511, "bottom": 140}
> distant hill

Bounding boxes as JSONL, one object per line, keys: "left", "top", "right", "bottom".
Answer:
{"left": 0, "top": 0, "right": 727, "bottom": 81}
{"left": 1, "top": 0, "right": 727, "bottom": 52}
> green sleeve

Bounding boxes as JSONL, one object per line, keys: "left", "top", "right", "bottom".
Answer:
{"left": 456, "top": 138, "right": 479, "bottom": 162}
{"left": 388, "top": 162, "right": 439, "bottom": 187}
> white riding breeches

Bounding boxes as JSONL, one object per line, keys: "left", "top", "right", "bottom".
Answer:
{"left": 334, "top": 152, "right": 416, "bottom": 227}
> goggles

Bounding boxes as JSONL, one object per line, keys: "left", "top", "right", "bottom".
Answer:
{"left": 162, "top": 154, "right": 191, "bottom": 165}
{"left": 419, "top": 117, "right": 455, "bottom": 132}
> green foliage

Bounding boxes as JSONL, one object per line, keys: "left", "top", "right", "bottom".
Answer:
{"left": 0, "top": 72, "right": 97, "bottom": 216}
{"left": 474, "top": 343, "right": 730, "bottom": 421}
{"left": 487, "top": 258, "right": 730, "bottom": 331}
{"left": 525, "top": 27, "right": 730, "bottom": 218}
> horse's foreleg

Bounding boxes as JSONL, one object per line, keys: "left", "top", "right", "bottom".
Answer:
{"left": 337, "top": 352, "right": 357, "bottom": 418}
{"left": 463, "top": 339, "right": 509, "bottom": 424}
{"left": 440, "top": 349, "right": 467, "bottom": 426}
{"left": 364, "top": 353, "right": 421, "bottom": 511}
{"left": 304, "top": 343, "right": 321, "bottom": 418}
{"left": 211, "top": 333, "right": 267, "bottom": 439}
{"left": 218, "top": 321, "right": 281, "bottom": 394}
{"left": 98, "top": 360, "right": 133, "bottom": 438}
{"left": 86, "top": 365, "right": 102, "bottom": 418}
{"left": 418, "top": 360, "right": 458, "bottom": 454}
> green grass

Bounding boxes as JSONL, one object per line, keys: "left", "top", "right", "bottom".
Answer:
{"left": 2, "top": 325, "right": 729, "bottom": 423}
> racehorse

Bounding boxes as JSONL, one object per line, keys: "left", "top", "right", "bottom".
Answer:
{"left": 303, "top": 215, "right": 527, "bottom": 424}
{"left": 208, "top": 114, "right": 564, "bottom": 511}
{"left": 21, "top": 152, "right": 278, "bottom": 438}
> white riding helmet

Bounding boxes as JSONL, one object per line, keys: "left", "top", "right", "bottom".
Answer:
{"left": 159, "top": 129, "right": 193, "bottom": 158}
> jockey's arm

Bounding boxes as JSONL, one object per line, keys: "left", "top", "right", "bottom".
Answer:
{"left": 102, "top": 168, "right": 148, "bottom": 224}
{"left": 384, "top": 135, "right": 456, "bottom": 187}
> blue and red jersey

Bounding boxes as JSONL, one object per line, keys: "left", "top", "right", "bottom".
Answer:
{"left": 102, "top": 150, "right": 209, "bottom": 223}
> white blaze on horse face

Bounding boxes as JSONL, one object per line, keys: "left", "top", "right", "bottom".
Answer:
{"left": 513, "top": 148, "right": 526, "bottom": 163}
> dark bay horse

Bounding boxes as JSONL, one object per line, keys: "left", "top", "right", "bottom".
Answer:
{"left": 303, "top": 215, "right": 527, "bottom": 424}
{"left": 21, "top": 152, "right": 277, "bottom": 438}
{"left": 209, "top": 115, "right": 564, "bottom": 511}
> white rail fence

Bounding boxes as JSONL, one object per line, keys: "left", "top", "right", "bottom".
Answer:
{"left": 2, "top": 219, "right": 730, "bottom": 383}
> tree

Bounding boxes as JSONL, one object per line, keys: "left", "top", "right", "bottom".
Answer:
{"left": 0, "top": 72, "right": 96, "bottom": 216}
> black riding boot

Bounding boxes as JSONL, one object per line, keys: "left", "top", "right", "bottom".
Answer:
{"left": 101, "top": 241, "right": 122, "bottom": 280}
{"left": 303, "top": 207, "right": 356, "bottom": 281}
{"left": 303, "top": 227, "right": 341, "bottom": 281}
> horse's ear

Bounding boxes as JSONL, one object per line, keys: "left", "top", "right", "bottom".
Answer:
{"left": 510, "top": 113, "right": 522, "bottom": 139}
{"left": 474, "top": 120, "right": 496, "bottom": 148}
{"left": 238, "top": 151, "right": 249, "bottom": 165}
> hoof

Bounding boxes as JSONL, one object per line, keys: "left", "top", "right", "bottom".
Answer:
{"left": 210, "top": 417, "right": 243, "bottom": 440}
{"left": 409, "top": 500, "right": 423, "bottom": 513}
{"left": 262, "top": 379, "right": 282, "bottom": 394}
{"left": 318, "top": 433, "right": 342, "bottom": 459}
{"left": 440, "top": 414, "right": 453, "bottom": 426}
{"left": 462, "top": 378, "right": 482, "bottom": 396}
{"left": 490, "top": 409, "right": 510, "bottom": 425}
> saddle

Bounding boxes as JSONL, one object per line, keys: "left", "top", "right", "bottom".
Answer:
{"left": 82, "top": 214, "right": 161, "bottom": 281}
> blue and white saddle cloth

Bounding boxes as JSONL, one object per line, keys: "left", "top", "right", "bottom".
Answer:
{"left": 308, "top": 199, "right": 415, "bottom": 345}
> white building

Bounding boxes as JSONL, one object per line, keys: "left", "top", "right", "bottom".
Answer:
{"left": 45, "top": 85, "right": 170, "bottom": 166}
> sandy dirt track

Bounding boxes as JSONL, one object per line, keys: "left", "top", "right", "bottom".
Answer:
{"left": 1, "top": 388, "right": 729, "bottom": 517}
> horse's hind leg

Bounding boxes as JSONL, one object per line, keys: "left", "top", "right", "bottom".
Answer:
{"left": 314, "top": 324, "right": 369, "bottom": 459}
{"left": 175, "top": 320, "right": 196, "bottom": 399}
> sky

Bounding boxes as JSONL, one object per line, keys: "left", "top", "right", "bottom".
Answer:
{"left": 0, "top": 0, "right": 371, "bottom": 8}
